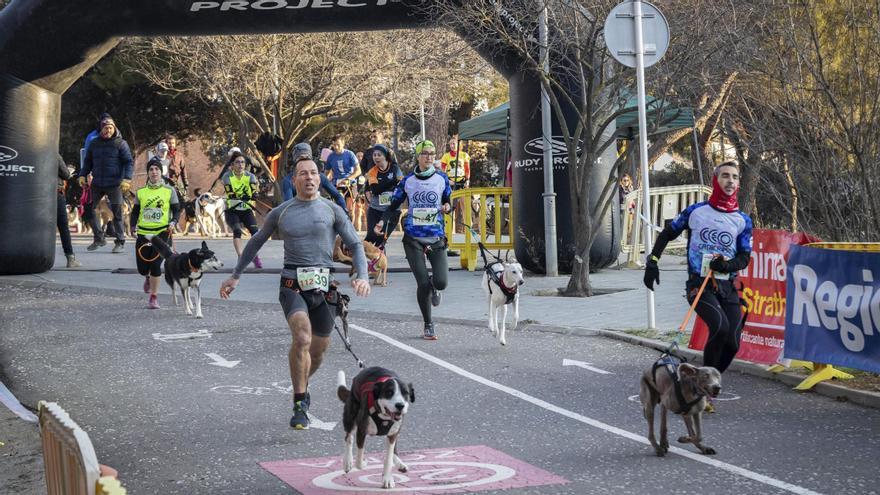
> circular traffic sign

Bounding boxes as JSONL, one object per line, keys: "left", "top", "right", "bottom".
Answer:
{"left": 604, "top": 1, "right": 670, "bottom": 68}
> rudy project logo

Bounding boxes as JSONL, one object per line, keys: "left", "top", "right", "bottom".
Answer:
{"left": 0, "top": 146, "right": 18, "bottom": 162}
{"left": 523, "top": 137, "right": 581, "bottom": 157}
{"left": 191, "top": 0, "right": 397, "bottom": 10}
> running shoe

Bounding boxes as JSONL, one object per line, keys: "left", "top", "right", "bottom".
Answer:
{"left": 87, "top": 239, "right": 106, "bottom": 251}
{"left": 290, "top": 400, "right": 310, "bottom": 430}
{"left": 422, "top": 322, "right": 438, "bottom": 340}
{"left": 148, "top": 294, "right": 160, "bottom": 310}
{"left": 429, "top": 276, "right": 442, "bottom": 307}
{"left": 111, "top": 242, "right": 125, "bottom": 254}
{"left": 253, "top": 255, "right": 263, "bottom": 269}
{"left": 143, "top": 276, "right": 150, "bottom": 293}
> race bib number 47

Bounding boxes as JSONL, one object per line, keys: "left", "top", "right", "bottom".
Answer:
{"left": 412, "top": 207, "right": 439, "bottom": 226}
{"left": 296, "top": 267, "right": 330, "bottom": 292}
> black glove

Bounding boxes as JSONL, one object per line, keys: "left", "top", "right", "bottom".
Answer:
{"left": 644, "top": 257, "right": 660, "bottom": 290}
{"left": 709, "top": 256, "right": 731, "bottom": 274}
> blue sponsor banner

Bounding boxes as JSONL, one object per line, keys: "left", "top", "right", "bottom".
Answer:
{"left": 785, "top": 245, "right": 880, "bottom": 373}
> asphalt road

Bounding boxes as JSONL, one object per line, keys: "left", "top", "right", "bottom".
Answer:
{"left": 1, "top": 282, "right": 879, "bottom": 495}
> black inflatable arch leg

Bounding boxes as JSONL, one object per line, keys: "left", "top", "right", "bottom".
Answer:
{"left": 0, "top": 74, "right": 59, "bottom": 274}
{"left": 508, "top": 72, "right": 620, "bottom": 274}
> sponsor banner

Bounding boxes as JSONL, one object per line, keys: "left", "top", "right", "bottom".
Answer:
{"left": 784, "top": 245, "right": 880, "bottom": 373}
{"left": 689, "top": 229, "right": 817, "bottom": 365}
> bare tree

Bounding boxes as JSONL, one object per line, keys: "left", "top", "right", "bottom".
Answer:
{"left": 122, "top": 29, "right": 492, "bottom": 201}
{"left": 426, "top": 0, "right": 750, "bottom": 295}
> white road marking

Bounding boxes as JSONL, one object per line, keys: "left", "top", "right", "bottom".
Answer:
{"left": 562, "top": 358, "right": 612, "bottom": 375}
{"left": 307, "top": 414, "right": 337, "bottom": 431}
{"left": 350, "top": 323, "right": 822, "bottom": 495}
{"left": 152, "top": 329, "right": 211, "bottom": 342}
{"left": 205, "top": 353, "right": 240, "bottom": 368}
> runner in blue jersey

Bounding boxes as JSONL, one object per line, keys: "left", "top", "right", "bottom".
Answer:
{"left": 644, "top": 160, "right": 753, "bottom": 380}
{"left": 374, "top": 140, "right": 452, "bottom": 340}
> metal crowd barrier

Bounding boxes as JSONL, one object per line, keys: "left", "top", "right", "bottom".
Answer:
{"left": 444, "top": 187, "right": 515, "bottom": 271}
{"left": 622, "top": 184, "right": 711, "bottom": 266}
{"left": 39, "top": 401, "right": 127, "bottom": 495}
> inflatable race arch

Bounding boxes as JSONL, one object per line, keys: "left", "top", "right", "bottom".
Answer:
{"left": 0, "top": 0, "right": 619, "bottom": 275}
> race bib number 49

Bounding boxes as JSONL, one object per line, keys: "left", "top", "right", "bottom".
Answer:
{"left": 412, "top": 207, "right": 439, "bottom": 226}
{"left": 296, "top": 267, "right": 330, "bottom": 292}
{"left": 142, "top": 207, "right": 163, "bottom": 223}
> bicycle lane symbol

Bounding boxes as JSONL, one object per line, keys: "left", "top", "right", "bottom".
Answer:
{"left": 260, "top": 445, "right": 569, "bottom": 494}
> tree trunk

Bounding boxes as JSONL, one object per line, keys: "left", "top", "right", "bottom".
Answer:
{"left": 781, "top": 154, "right": 799, "bottom": 232}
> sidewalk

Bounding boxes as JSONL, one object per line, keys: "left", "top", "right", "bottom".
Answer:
{"left": 5, "top": 233, "right": 692, "bottom": 333}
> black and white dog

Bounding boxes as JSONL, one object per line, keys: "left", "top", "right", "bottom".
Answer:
{"left": 150, "top": 238, "right": 223, "bottom": 319}
{"left": 337, "top": 367, "right": 414, "bottom": 489}
{"left": 482, "top": 260, "right": 525, "bottom": 346}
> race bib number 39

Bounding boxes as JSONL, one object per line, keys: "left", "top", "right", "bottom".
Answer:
{"left": 412, "top": 207, "right": 439, "bottom": 226}
{"left": 142, "top": 207, "right": 163, "bottom": 223}
{"left": 296, "top": 267, "right": 330, "bottom": 292}
{"left": 379, "top": 191, "right": 393, "bottom": 206}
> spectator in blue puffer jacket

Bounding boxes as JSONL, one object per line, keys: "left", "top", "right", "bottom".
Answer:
{"left": 78, "top": 114, "right": 133, "bottom": 253}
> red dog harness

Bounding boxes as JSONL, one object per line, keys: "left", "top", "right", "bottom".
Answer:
{"left": 358, "top": 376, "right": 392, "bottom": 411}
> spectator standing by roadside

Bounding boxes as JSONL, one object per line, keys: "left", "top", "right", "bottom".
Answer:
{"left": 57, "top": 154, "right": 81, "bottom": 268}
{"left": 164, "top": 134, "right": 188, "bottom": 199}
{"left": 78, "top": 114, "right": 133, "bottom": 253}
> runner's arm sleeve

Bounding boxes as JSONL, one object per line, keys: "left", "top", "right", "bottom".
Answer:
{"left": 320, "top": 174, "right": 348, "bottom": 210}
{"left": 649, "top": 203, "right": 697, "bottom": 259}
{"left": 129, "top": 204, "right": 140, "bottom": 229}
{"left": 335, "top": 205, "right": 368, "bottom": 281}
{"left": 442, "top": 175, "right": 452, "bottom": 205}
{"left": 169, "top": 186, "right": 181, "bottom": 223}
{"left": 170, "top": 203, "right": 181, "bottom": 224}
{"left": 231, "top": 206, "right": 281, "bottom": 279}
{"left": 381, "top": 177, "right": 408, "bottom": 223}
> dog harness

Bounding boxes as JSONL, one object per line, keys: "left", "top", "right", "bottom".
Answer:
{"left": 485, "top": 261, "right": 518, "bottom": 304}
{"left": 358, "top": 376, "right": 395, "bottom": 436}
{"left": 651, "top": 356, "right": 704, "bottom": 415}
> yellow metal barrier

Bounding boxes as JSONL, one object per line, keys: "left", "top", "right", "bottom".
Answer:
{"left": 777, "top": 242, "right": 880, "bottom": 389}
{"left": 444, "top": 187, "right": 515, "bottom": 271}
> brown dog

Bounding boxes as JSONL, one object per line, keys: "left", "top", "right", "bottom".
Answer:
{"left": 333, "top": 237, "right": 389, "bottom": 287}
{"left": 639, "top": 355, "right": 721, "bottom": 457}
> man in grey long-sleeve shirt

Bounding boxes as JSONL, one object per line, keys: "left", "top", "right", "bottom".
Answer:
{"left": 220, "top": 158, "right": 370, "bottom": 430}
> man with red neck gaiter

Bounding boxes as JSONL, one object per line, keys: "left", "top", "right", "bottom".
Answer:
{"left": 642, "top": 161, "right": 753, "bottom": 395}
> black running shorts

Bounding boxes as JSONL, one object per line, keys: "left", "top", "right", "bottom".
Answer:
{"left": 279, "top": 282, "right": 334, "bottom": 338}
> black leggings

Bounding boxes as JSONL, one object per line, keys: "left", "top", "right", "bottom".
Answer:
{"left": 56, "top": 192, "right": 74, "bottom": 256}
{"left": 365, "top": 208, "right": 400, "bottom": 249}
{"left": 402, "top": 235, "right": 448, "bottom": 324}
{"left": 688, "top": 278, "right": 744, "bottom": 373}
{"left": 224, "top": 209, "right": 258, "bottom": 239}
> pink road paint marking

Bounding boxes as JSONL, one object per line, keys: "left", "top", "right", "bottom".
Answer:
{"left": 260, "top": 445, "right": 568, "bottom": 494}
